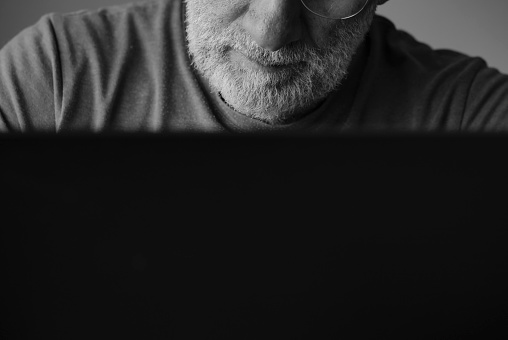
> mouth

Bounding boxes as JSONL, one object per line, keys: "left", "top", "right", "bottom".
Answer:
{"left": 230, "top": 49, "right": 301, "bottom": 73}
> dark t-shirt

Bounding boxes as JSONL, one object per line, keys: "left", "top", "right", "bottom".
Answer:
{"left": 1, "top": 0, "right": 508, "bottom": 132}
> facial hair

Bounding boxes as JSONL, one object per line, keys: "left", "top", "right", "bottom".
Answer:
{"left": 185, "top": 1, "right": 376, "bottom": 124}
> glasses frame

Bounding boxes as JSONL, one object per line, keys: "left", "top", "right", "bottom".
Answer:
{"left": 300, "top": 0, "right": 371, "bottom": 20}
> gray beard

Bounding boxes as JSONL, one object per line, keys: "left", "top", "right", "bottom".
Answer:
{"left": 185, "top": 2, "right": 375, "bottom": 124}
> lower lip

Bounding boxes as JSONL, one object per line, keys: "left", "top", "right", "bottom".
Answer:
{"left": 230, "top": 50, "right": 292, "bottom": 73}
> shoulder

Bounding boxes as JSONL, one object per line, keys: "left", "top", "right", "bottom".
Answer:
{"left": 361, "top": 15, "right": 508, "bottom": 131}
{"left": 0, "top": 0, "right": 186, "bottom": 132}
{"left": 369, "top": 15, "right": 488, "bottom": 78}
{"left": 50, "top": 0, "right": 175, "bottom": 25}
{"left": 0, "top": 0, "right": 178, "bottom": 59}
{"left": 48, "top": 0, "right": 178, "bottom": 50}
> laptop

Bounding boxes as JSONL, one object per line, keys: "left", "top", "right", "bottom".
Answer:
{"left": 1, "top": 132, "right": 508, "bottom": 339}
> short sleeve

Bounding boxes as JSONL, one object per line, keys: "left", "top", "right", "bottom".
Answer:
{"left": 461, "top": 61, "right": 508, "bottom": 131}
{"left": 0, "top": 14, "right": 62, "bottom": 132}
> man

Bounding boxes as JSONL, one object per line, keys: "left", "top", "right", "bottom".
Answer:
{"left": 0, "top": 0, "right": 507, "bottom": 132}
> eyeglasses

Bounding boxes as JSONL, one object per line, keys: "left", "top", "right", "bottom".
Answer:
{"left": 300, "top": 0, "right": 371, "bottom": 20}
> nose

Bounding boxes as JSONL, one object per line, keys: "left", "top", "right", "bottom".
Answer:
{"left": 241, "top": 0, "right": 304, "bottom": 52}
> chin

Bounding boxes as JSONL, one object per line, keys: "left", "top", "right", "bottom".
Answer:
{"left": 220, "top": 88, "right": 327, "bottom": 125}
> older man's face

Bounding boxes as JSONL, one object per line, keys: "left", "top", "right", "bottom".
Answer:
{"left": 185, "top": 0, "right": 376, "bottom": 124}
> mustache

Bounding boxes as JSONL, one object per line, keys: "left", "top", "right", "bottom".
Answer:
{"left": 217, "top": 29, "right": 321, "bottom": 67}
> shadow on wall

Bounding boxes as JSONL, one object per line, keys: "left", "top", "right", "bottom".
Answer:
{"left": 1, "top": 0, "right": 507, "bottom": 73}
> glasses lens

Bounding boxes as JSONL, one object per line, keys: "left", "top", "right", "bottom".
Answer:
{"left": 302, "top": 0, "right": 369, "bottom": 19}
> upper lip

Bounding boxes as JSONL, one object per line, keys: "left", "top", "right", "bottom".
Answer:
{"left": 237, "top": 50, "right": 299, "bottom": 67}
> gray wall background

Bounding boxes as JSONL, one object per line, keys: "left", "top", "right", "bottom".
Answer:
{"left": 1, "top": 0, "right": 507, "bottom": 73}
